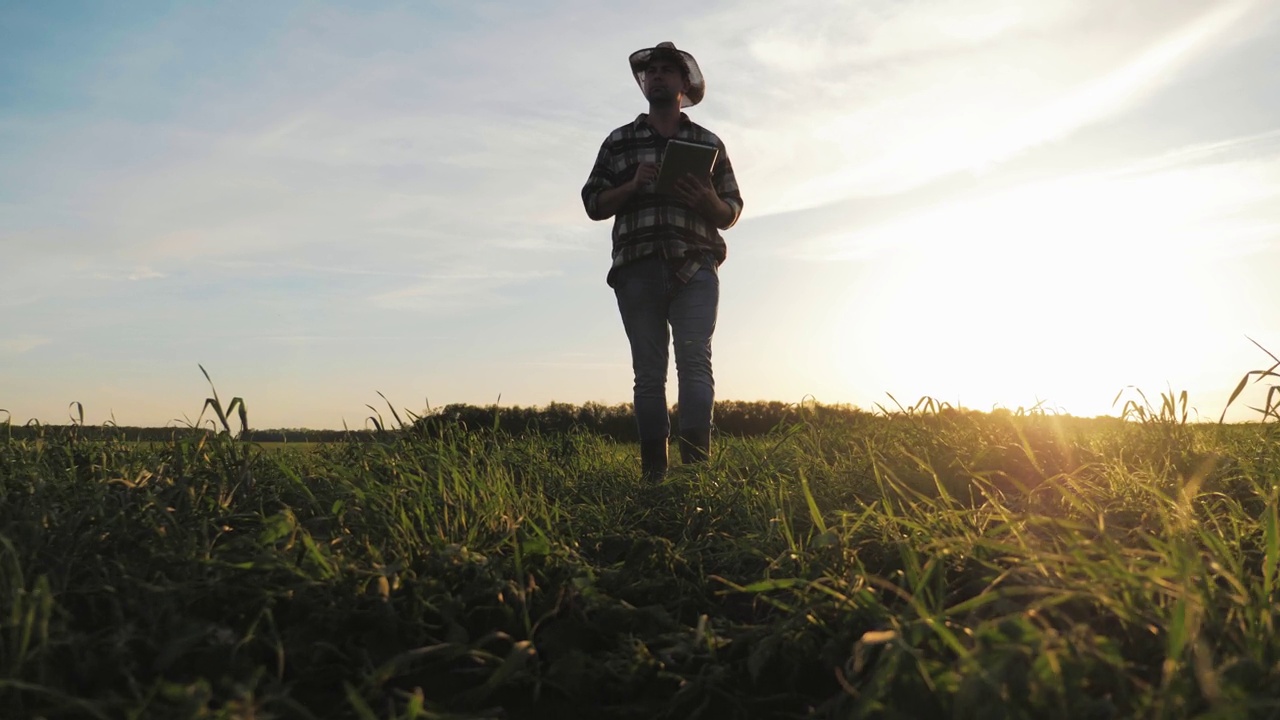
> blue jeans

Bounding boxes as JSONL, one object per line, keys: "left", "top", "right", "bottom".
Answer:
{"left": 613, "top": 255, "right": 718, "bottom": 444}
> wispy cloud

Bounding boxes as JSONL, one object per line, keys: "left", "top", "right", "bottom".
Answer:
{"left": 261, "top": 335, "right": 426, "bottom": 347}
{"left": 705, "top": 0, "right": 1265, "bottom": 214}
{"left": 369, "top": 269, "right": 561, "bottom": 313}
{"left": 512, "top": 351, "right": 629, "bottom": 370}
{"left": 89, "top": 266, "right": 166, "bottom": 281}
{"left": 794, "top": 128, "right": 1280, "bottom": 263}
{"left": 1110, "top": 128, "right": 1280, "bottom": 177}
{"left": 205, "top": 259, "right": 495, "bottom": 281}
{"left": 1, "top": 336, "right": 51, "bottom": 356}
{"left": 963, "top": 1, "right": 1259, "bottom": 171}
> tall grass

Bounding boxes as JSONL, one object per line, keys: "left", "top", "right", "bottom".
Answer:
{"left": 1, "top": 387, "right": 1279, "bottom": 718}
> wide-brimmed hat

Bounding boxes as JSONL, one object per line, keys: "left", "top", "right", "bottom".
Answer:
{"left": 628, "top": 41, "right": 705, "bottom": 108}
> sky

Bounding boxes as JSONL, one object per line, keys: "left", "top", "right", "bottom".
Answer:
{"left": 3, "top": 0, "right": 1280, "bottom": 429}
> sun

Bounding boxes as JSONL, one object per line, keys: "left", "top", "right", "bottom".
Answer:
{"left": 826, "top": 168, "right": 1235, "bottom": 417}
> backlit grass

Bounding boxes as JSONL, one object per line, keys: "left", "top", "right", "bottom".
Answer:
{"left": 2, "top": 390, "right": 1280, "bottom": 718}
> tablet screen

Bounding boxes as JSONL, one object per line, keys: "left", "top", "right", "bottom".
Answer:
{"left": 654, "top": 140, "right": 719, "bottom": 195}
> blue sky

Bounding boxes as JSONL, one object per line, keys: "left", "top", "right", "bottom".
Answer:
{"left": 4, "top": 0, "right": 1280, "bottom": 428}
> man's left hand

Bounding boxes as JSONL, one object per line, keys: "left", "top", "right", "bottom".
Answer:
{"left": 673, "top": 173, "right": 729, "bottom": 225}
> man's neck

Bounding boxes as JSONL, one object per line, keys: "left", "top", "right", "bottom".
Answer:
{"left": 645, "top": 103, "right": 683, "bottom": 138}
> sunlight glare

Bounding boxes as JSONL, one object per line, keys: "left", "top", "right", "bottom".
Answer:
{"left": 827, "top": 163, "right": 1267, "bottom": 416}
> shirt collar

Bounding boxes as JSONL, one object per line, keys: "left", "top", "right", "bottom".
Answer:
{"left": 633, "top": 112, "right": 692, "bottom": 131}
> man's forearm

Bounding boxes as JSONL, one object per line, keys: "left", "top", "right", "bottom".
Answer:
{"left": 592, "top": 184, "right": 637, "bottom": 220}
{"left": 593, "top": 182, "right": 735, "bottom": 227}
{"left": 708, "top": 197, "right": 734, "bottom": 228}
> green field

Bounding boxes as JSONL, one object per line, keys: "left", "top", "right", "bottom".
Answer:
{"left": 3, "top": 399, "right": 1280, "bottom": 719}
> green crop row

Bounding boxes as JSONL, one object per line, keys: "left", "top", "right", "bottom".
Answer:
{"left": 2, "top": 362, "right": 1280, "bottom": 717}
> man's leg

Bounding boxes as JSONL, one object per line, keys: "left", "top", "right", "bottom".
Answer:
{"left": 670, "top": 264, "right": 718, "bottom": 464}
{"left": 613, "top": 256, "right": 672, "bottom": 479}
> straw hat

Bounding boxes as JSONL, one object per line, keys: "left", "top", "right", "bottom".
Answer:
{"left": 628, "top": 41, "right": 705, "bottom": 108}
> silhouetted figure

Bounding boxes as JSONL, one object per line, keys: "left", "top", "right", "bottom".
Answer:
{"left": 581, "top": 42, "right": 744, "bottom": 479}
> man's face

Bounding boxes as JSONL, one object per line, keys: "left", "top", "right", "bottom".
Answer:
{"left": 643, "top": 58, "right": 688, "bottom": 105}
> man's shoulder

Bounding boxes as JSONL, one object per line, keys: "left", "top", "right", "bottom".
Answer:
{"left": 682, "top": 119, "right": 727, "bottom": 149}
{"left": 601, "top": 115, "right": 648, "bottom": 144}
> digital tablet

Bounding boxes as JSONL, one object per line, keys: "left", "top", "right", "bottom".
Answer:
{"left": 654, "top": 140, "right": 719, "bottom": 195}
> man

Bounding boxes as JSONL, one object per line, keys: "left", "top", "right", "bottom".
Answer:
{"left": 581, "top": 41, "right": 744, "bottom": 479}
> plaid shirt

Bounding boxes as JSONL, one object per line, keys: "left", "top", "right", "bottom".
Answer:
{"left": 582, "top": 113, "right": 743, "bottom": 286}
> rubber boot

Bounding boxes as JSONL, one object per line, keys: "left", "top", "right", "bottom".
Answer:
{"left": 640, "top": 437, "right": 669, "bottom": 481}
{"left": 679, "top": 427, "right": 711, "bottom": 465}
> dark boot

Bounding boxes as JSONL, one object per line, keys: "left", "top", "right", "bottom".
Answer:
{"left": 679, "top": 427, "right": 711, "bottom": 465}
{"left": 640, "top": 437, "right": 669, "bottom": 481}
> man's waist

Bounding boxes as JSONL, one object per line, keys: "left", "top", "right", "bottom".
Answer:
{"left": 606, "top": 243, "right": 720, "bottom": 287}
{"left": 612, "top": 239, "right": 722, "bottom": 262}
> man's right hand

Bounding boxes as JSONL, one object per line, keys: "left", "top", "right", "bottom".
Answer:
{"left": 629, "top": 162, "right": 658, "bottom": 192}
{"left": 590, "top": 162, "right": 660, "bottom": 220}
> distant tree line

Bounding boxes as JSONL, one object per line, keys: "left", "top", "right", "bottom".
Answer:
{"left": 0, "top": 424, "right": 212, "bottom": 443}
{"left": 0, "top": 424, "right": 372, "bottom": 444}
{"left": 2, "top": 401, "right": 880, "bottom": 443}
{"left": 7, "top": 400, "right": 1112, "bottom": 444}
{"left": 406, "top": 400, "right": 873, "bottom": 440}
